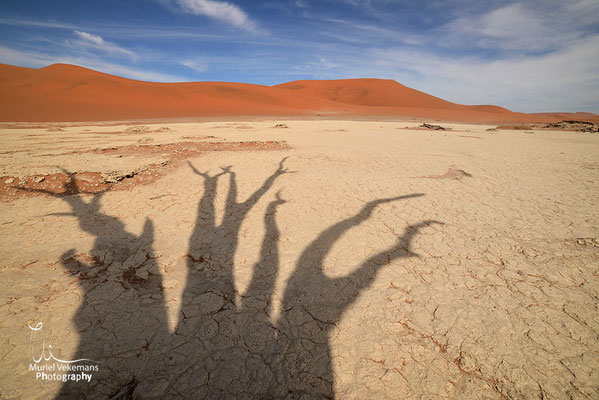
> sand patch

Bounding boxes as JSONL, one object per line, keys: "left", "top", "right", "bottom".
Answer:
{"left": 422, "top": 168, "right": 473, "bottom": 180}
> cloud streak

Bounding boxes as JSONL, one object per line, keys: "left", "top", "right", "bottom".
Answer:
{"left": 0, "top": 17, "right": 78, "bottom": 30}
{"left": 72, "top": 31, "right": 137, "bottom": 60}
{"left": 175, "top": 0, "right": 258, "bottom": 31}
{"left": 0, "top": 45, "right": 185, "bottom": 82}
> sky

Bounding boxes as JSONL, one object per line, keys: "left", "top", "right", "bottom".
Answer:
{"left": 1, "top": 0, "right": 598, "bottom": 113}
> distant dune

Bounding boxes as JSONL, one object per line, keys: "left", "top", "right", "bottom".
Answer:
{"left": 1, "top": 63, "right": 596, "bottom": 123}
{"left": 530, "top": 112, "right": 599, "bottom": 122}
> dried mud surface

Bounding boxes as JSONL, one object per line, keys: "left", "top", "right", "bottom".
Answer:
{"left": 0, "top": 120, "right": 598, "bottom": 399}
{"left": 0, "top": 125, "right": 288, "bottom": 200}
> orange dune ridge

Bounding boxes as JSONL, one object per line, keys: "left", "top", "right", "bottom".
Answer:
{"left": 1, "top": 63, "right": 596, "bottom": 123}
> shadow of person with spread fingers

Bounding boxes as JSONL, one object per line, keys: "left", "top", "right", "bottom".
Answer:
{"left": 19, "top": 171, "right": 170, "bottom": 399}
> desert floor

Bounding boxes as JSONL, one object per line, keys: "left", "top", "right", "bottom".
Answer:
{"left": 0, "top": 119, "right": 597, "bottom": 399}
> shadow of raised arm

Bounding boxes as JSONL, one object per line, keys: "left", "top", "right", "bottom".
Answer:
{"left": 16, "top": 169, "right": 112, "bottom": 238}
{"left": 187, "top": 162, "right": 231, "bottom": 233}
{"left": 283, "top": 194, "right": 438, "bottom": 322}
{"left": 243, "top": 191, "right": 287, "bottom": 317}
{"left": 329, "top": 219, "right": 442, "bottom": 311}
{"left": 270, "top": 192, "right": 438, "bottom": 398}
{"left": 293, "top": 193, "right": 424, "bottom": 283}
{"left": 180, "top": 159, "right": 292, "bottom": 336}
{"left": 187, "top": 161, "right": 230, "bottom": 179}
{"left": 229, "top": 157, "right": 293, "bottom": 217}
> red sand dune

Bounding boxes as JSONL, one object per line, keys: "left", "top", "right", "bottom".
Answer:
{"left": 0, "top": 63, "right": 596, "bottom": 123}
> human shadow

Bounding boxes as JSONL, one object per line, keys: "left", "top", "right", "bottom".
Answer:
{"left": 160, "top": 159, "right": 291, "bottom": 398}
{"left": 180, "top": 157, "right": 291, "bottom": 316}
{"left": 22, "top": 160, "right": 437, "bottom": 399}
{"left": 19, "top": 172, "right": 170, "bottom": 399}
{"left": 277, "top": 198, "right": 437, "bottom": 398}
{"left": 169, "top": 159, "right": 438, "bottom": 398}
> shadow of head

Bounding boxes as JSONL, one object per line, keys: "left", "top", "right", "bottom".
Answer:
{"left": 18, "top": 169, "right": 155, "bottom": 271}
{"left": 15, "top": 168, "right": 109, "bottom": 228}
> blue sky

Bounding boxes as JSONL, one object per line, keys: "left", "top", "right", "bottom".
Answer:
{"left": 1, "top": 0, "right": 598, "bottom": 112}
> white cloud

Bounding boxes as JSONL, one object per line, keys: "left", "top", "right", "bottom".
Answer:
{"left": 465, "top": 4, "right": 552, "bottom": 50}
{"left": 367, "top": 34, "right": 599, "bottom": 112}
{"left": 323, "top": 17, "right": 424, "bottom": 45}
{"left": 282, "top": 32, "right": 599, "bottom": 112}
{"left": 444, "top": 1, "right": 599, "bottom": 52}
{"left": 181, "top": 59, "right": 208, "bottom": 72}
{"left": 72, "top": 31, "right": 137, "bottom": 60}
{"left": 175, "top": 0, "right": 258, "bottom": 31}
{"left": 293, "top": 56, "right": 337, "bottom": 76}
{"left": 0, "top": 17, "right": 78, "bottom": 30}
{"left": 83, "top": 60, "right": 184, "bottom": 82}
{"left": 445, "top": 4, "right": 558, "bottom": 51}
{"left": 337, "top": 0, "right": 390, "bottom": 22}
{"left": 0, "top": 45, "right": 185, "bottom": 82}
